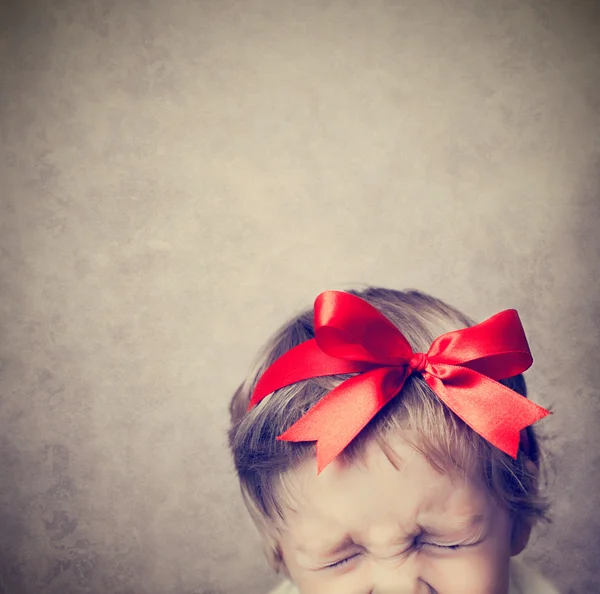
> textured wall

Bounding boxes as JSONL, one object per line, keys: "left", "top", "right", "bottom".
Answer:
{"left": 1, "top": 1, "right": 599, "bottom": 593}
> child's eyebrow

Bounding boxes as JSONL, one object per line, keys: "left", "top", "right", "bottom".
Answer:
{"left": 419, "top": 513, "right": 487, "bottom": 538}
{"left": 295, "top": 514, "right": 487, "bottom": 556}
{"left": 294, "top": 534, "right": 355, "bottom": 557}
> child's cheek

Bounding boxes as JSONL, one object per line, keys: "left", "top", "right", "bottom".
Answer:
{"left": 293, "top": 570, "right": 358, "bottom": 594}
{"left": 424, "top": 548, "right": 512, "bottom": 594}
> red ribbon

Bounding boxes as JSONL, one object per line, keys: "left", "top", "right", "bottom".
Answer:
{"left": 248, "top": 291, "right": 551, "bottom": 473}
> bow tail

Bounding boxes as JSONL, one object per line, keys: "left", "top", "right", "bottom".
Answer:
{"left": 424, "top": 369, "right": 551, "bottom": 458}
{"left": 278, "top": 367, "right": 408, "bottom": 473}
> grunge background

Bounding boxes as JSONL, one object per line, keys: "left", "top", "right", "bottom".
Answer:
{"left": 1, "top": 1, "right": 599, "bottom": 593}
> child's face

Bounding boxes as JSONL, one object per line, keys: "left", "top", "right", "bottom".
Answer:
{"left": 278, "top": 433, "right": 521, "bottom": 594}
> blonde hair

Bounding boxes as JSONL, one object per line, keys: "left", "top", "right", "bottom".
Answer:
{"left": 228, "top": 287, "right": 550, "bottom": 572}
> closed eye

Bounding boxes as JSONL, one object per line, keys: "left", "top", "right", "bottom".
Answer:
{"left": 325, "top": 540, "right": 467, "bottom": 569}
{"left": 326, "top": 554, "right": 360, "bottom": 568}
{"left": 415, "top": 532, "right": 469, "bottom": 551}
{"left": 418, "top": 541, "right": 466, "bottom": 552}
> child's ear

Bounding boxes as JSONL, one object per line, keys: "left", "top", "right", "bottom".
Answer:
{"left": 279, "top": 559, "right": 291, "bottom": 580}
{"left": 510, "top": 458, "right": 538, "bottom": 556}
{"left": 264, "top": 540, "right": 291, "bottom": 578}
{"left": 511, "top": 517, "right": 533, "bottom": 555}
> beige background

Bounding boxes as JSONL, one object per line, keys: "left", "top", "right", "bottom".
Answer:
{"left": 1, "top": 1, "right": 599, "bottom": 593}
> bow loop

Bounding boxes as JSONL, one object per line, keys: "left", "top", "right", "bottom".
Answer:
{"left": 314, "top": 291, "right": 414, "bottom": 365}
{"left": 425, "top": 310, "right": 533, "bottom": 379}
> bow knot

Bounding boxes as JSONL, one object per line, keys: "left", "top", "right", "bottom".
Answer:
{"left": 409, "top": 352, "right": 427, "bottom": 373}
{"left": 249, "top": 291, "right": 551, "bottom": 473}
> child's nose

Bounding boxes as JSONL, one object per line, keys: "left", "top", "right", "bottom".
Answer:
{"left": 367, "top": 554, "right": 433, "bottom": 593}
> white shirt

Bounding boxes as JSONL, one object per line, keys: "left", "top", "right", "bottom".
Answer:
{"left": 267, "top": 557, "right": 560, "bottom": 594}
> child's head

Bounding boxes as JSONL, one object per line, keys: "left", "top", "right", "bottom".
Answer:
{"left": 229, "top": 287, "right": 549, "bottom": 593}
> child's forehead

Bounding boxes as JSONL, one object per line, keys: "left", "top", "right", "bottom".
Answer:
{"left": 279, "top": 435, "right": 490, "bottom": 530}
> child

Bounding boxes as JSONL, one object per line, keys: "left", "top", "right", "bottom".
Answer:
{"left": 228, "top": 287, "right": 560, "bottom": 593}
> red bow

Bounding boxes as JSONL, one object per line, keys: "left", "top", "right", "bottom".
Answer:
{"left": 248, "top": 291, "right": 551, "bottom": 473}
